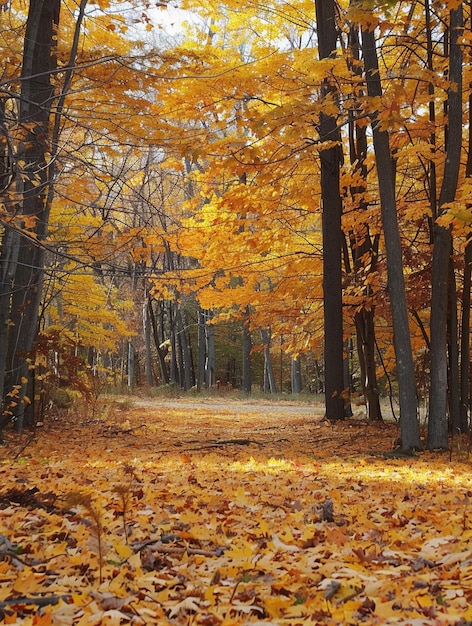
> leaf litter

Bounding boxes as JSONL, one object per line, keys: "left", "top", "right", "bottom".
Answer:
{"left": 0, "top": 398, "right": 472, "bottom": 625}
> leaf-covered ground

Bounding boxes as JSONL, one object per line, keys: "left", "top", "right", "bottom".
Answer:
{"left": 1, "top": 397, "right": 472, "bottom": 625}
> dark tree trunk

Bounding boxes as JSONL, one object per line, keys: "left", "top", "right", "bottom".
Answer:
{"left": 197, "top": 309, "right": 206, "bottom": 391}
{"left": 315, "top": 0, "right": 345, "bottom": 421}
{"left": 2, "top": 0, "right": 61, "bottom": 431}
{"left": 0, "top": 98, "right": 16, "bottom": 410}
{"left": 347, "top": 23, "right": 382, "bottom": 421}
{"left": 205, "top": 315, "right": 215, "bottom": 389}
{"left": 197, "top": 309, "right": 215, "bottom": 390}
{"left": 148, "top": 300, "right": 170, "bottom": 385}
{"left": 175, "top": 309, "right": 193, "bottom": 390}
{"left": 361, "top": 26, "right": 420, "bottom": 449}
{"left": 169, "top": 304, "right": 179, "bottom": 385}
{"left": 242, "top": 307, "right": 252, "bottom": 394}
{"left": 0, "top": 227, "right": 20, "bottom": 411}
{"left": 143, "top": 294, "right": 154, "bottom": 387}
{"left": 355, "top": 308, "right": 382, "bottom": 421}
{"left": 428, "top": 5, "right": 463, "bottom": 449}
{"left": 343, "top": 340, "right": 353, "bottom": 417}
{"left": 448, "top": 262, "right": 460, "bottom": 432}
{"left": 459, "top": 84, "right": 472, "bottom": 433}
{"left": 460, "top": 241, "right": 472, "bottom": 431}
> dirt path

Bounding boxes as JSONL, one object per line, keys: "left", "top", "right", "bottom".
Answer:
{"left": 132, "top": 397, "right": 324, "bottom": 415}
{"left": 1, "top": 396, "right": 400, "bottom": 463}
{"left": 101, "top": 396, "right": 400, "bottom": 459}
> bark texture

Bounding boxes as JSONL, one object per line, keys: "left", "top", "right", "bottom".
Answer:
{"left": 315, "top": 0, "right": 345, "bottom": 421}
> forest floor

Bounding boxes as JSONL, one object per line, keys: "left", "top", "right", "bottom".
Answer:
{"left": 0, "top": 396, "right": 472, "bottom": 625}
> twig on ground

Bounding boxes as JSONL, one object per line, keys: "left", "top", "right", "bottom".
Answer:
{"left": 133, "top": 539, "right": 224, "bottom": 557}
{"left": 172, "top": 438, "right": 261, "bottom": 451}
{"left": 14, "top": 433, "right": 36, "bottom": 460}
{"left": 0, "top": 594, "right": 71, "bottom": 609}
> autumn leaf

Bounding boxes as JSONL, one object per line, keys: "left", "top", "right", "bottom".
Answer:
{"left": 13, "top": 569, "right": 47, "bottom": 594}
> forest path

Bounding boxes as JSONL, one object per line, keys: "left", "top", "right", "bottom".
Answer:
{"left": 132, "top": 396, "right": 323, "bottom": 415}
{"left": 97, "top": 395, "right": 399, "bottom": 459}
{"left": 0, "top": 395, "right": 468, "bottom": 626}
{"left": 1, "top": 395, "right": 400, "bottom": 462}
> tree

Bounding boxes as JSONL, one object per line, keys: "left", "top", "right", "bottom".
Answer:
{"left": 345, "top": 22, "right": 382, "bottom": 421}
{"left": 360, "top": 22, "right": 420, "bottom": 450}
{"left": 261, "top": 328, "right": 277, "bottom": 393}
{"left": 427, "top": 4, "right": 464, "bottom": 449}
{"left": 0, "top": 0, "right": 61, "bottom": 430}
{"left": 242, "top": 306, "right": 252, "bottom": 393}
{"left": 315, "top": 0, "right": 345, "bottom": 421}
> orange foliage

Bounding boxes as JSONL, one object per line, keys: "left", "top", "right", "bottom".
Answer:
{"left": 0, "top": 400, "right": 471, "bottom": 624}
{"left": 2, "top": 0, "right": 472, "bottom": 395}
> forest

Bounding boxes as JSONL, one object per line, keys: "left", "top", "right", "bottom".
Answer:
{"left": 2, "top": 2, "right": 472, "bottom": 624}
{"left": 0, "top": 0, "right": 471, "bottom": 450}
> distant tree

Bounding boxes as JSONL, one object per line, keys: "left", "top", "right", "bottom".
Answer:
{"left": 242, "top": 307, "right": 252, "bottom": 393}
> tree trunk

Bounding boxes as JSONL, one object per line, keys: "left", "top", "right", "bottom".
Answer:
{"left": 428, "top": 5, "right": 463, "bottom": 450}
{"left": 242, "top": 307, "right": 252, "bottom": 394}
{"left": 343, "top": 340, "right": 353, "bottom": 417}
{"left": 0, "top": 227, "right": 20, "bottom": 415}
{"left": 448, "top": 262, "right": 460, "bottom": 432}
{"left": 197, "top": 309, "right": 216, "bottom": 390}
{"left": 315, "top": 0, "right": 345, "bottom": 421}
{"left": 169, "top": 304, "right": 179, "bottom": 385}
{"left": 3, "top": 0, "right": 61, "bottom": 431}
{"left": 355, "top": 308, "right": 382, "bottom": 421}
{"left": 205, "top": 315, "right": 216, "bottom": 389}
{"left": 291, "top": 356, "right": 302, "bottom": 394}
{"left": 197, "top": 309, "right": 206, "bottom": 391}
{"left": 143, "top": 293, "right": 154, "bottom": 387}
{"left": 127, "top": 341, "right": 135, "bottom": 391}
{"left": 148, "top": 300, "right": 170, "bottom": 385}
{"left": 460, "top": 240, "right": 472, "bottom": 431}
{"left": 175, "top": 308, "right": 193, "bottom": 390}
{"left": 458, "top": 83, "right": 472, "bottom": 433}
{"left": 361, "top": 26, "right": 420, "bottom": 449}
{"left": 347, "top": 23, "right": 382, "bottom": 421}
{"left": 0, "top": 97, "right": 17, "bottom": 415}
{"left": 261, "top": 328, "right": 277, "bottom": 393}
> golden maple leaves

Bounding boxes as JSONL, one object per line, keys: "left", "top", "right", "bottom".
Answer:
{"left": 3, "top": 0, "right": 471, "bottom": 380}
{"left": 0, "top": 400, "right": 472, "bottom": 624}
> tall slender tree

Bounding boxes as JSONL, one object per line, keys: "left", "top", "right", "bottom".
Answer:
{"left": 361, "top": 24, "right": 420, "bottom": 450}
{"left": 315, "top": 0, "right": 345, "bottom": 421}
{"left": 346, "top": 22, "right": 382, "bottom": 421}
{"left": 428, "top": 4, "right": 463, "bottom": 449}
{"left": 242, "top": 306, "right": 252, "bottom": 394}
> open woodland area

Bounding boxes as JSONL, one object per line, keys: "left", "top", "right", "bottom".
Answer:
{"left": 0, "top": 0, "right": 471, "bottom": 450}
{"left": 3, "top": 0, "right": 472, "bottom": 623}
{"left": 1, "top": 396, "right": 472, "bottom": 625}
